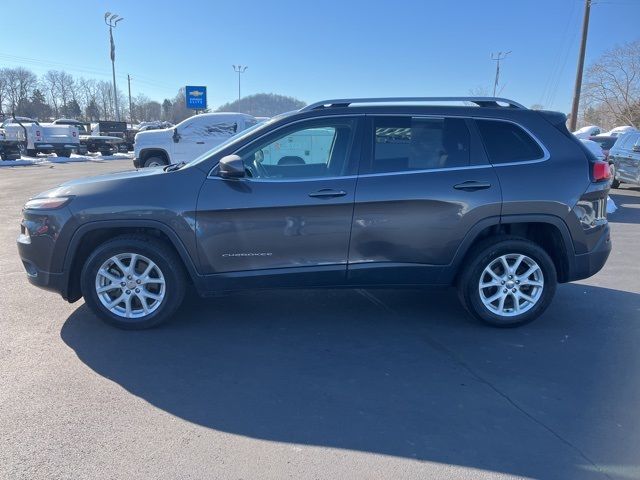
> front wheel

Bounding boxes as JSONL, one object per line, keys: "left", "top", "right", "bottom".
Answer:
{"left": 143, "top": 156, "right": 168, "bottom": 168}
{"left": 81, "top": 236, "right": 187, "bottom": 329}
{"left": 609, "top": 163, "right": 621, "bottom": 188}
{"left": 458, "top": 237, "right": 557, "bottom": 327}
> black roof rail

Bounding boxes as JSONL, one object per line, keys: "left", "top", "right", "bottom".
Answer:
{"left": 300, "top": 97, "right": 527, "bottom": 112}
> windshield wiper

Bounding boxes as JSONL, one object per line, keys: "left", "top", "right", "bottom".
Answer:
{"left": 164, "top": 161, "right": 186, "bottom": 172}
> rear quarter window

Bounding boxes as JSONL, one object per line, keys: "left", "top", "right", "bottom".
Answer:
{"left": 476, "top": 119, "right": 545, "bottom": 164}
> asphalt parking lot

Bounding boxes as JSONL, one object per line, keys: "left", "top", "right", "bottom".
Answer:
{"left": 0, "top": 159, "right": 639, "bottom": 480}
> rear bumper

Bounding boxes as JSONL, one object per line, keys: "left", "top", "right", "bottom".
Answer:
{"left": 34, "top": 142, "right": 80, "bottom": 151}
{"left": 567, "top": 223, "right": 611, "bottom": 282}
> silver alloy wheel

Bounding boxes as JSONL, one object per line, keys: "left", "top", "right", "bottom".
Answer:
{"left": 147, "top": 160, "right": 161, "bottom": 167}
{"left": 478, "top": 253, "right": 544, "bottom": 317}
{"left": 95, "top": 253, "right": 166, "bottom": 319}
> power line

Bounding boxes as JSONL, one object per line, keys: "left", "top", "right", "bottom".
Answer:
{"left": 0, "top": 52, "right": 176, "bottom": 93}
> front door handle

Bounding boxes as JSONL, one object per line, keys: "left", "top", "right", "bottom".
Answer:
{"left": 196, "top": 141, "right": 205, "bottom": 144}
{"left": 453, "top": 181, "right": 491, "bottom": 191}
{"left": 309, "top": 188, "right": 347, "bottom": 198}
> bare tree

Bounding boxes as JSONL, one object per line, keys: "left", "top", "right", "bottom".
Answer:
{"left": 43, "top": 70, "right": 61, "bottom": 117}
{"left": 4, "top": 67, "right": 37, "bottom": 114}
{"left": 0, "top": 69, "right": 8, "bottom": 114}
{"left": 583, "top": 40, "right": 640, "bottom": 128}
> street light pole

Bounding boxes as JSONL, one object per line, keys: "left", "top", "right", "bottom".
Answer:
{"left": 491, "top": 51, "right": 511, "bottom": 97}
{"left": 232, "top": 65, "right": 248, "bottom": 103}
{"left": 104, "top": 12, "right": 124, "bottom": 121}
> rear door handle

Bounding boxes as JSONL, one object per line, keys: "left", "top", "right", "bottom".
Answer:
{"left": 196, "top": 141, "right": 205, "bottom": 144}
{"left": 308, "top": 188, "right": 347, "bottom": 198}
{"left": 453, "top": 181, "right": 491, "bottom": 191}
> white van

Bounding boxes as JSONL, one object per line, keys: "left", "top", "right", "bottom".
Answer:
{"left": 134, "top": 112, "right": 258, "bottom": 167}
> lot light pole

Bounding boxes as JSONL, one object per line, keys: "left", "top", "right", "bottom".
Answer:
{"left": 491, "top": 51, "right": 511, "bottom": 97}
{"left": 232, "top": 65, "right": 248, "bottom": 103}
{"left": 104, "top": 12, "right": 124, "bottom": 121}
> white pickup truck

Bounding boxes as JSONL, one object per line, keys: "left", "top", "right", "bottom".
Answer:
{"left": 1, "top": 117, "right": 79, "bottom": 157}
{"left": 133, "top": 112, "right": 259, "bottom": 167}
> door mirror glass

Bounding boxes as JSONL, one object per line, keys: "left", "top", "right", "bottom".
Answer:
{"left": 218, "top": 154, "right": 245, "bottom": 178}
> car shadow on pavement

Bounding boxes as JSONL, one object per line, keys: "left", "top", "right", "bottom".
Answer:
{"left": 61, "top": 284, "right": 640, "bottom": 480}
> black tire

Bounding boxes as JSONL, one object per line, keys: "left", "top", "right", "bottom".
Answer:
{"left": 143, "top": 155, "right": 168, "bottom": 168}
{"left": 457, "top": 236, "right": 557, "bottom": 327}
{"left": 55, "top": 149, "right": 72, "bottom": 158}
{"left": 26, "top": 149, "right": 37, "bottom": 157}
{"left": 609, "top": 164, "right": 621, "bottom": 188}
{"left": 81, "top": 235, "right": 187, "bottom": 329}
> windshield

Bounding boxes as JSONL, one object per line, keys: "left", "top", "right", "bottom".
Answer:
{"left": 185, "top": 116, "right": 283, "bottom": 167}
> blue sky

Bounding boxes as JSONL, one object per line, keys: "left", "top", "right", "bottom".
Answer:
{"left": 1, "top": 0, "right": 638, "bottom": 112}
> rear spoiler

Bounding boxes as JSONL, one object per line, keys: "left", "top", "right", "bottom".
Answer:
{"left": 536, "top": 110, "right": 568, "bottom": 131}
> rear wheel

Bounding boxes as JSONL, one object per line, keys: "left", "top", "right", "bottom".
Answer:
{"left": 458, "top": 237, "right": 557, "bottom": 327}
{"left": 81, "top": 236, "right": 187, "bottom": 329}
{"left": 143, "top": 155, "right": 168, "bottom": 168}
{"left": 55, "top": 149, "right": 72, "bottom": 157}
{"left": 100, "top": 150, "right": 112, "bottom": 156}
{"left": 26, "top": 149, "right": 37, "bottom": 157}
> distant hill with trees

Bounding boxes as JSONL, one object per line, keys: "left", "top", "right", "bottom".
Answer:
{"left": 216, "top": 93, "right": 306, "bottom": 117}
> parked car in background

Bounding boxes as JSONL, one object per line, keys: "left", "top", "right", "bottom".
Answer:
{"left": 91, "top": 121, "right": 131, "bottom": 152}
{"left": 580, "top": 138, "right": 606, "bottom": 161}
{"left": 608, "top": 130, "right": 640, "bottom": 188}
{"left": 1, "top": 117, "right": 79, "bottom": 157}
{"left": 134, "top": 112, "right": 259, "bottom": 167}
{"left": 573, "top": 125, "right": 602, "bottom": 139}
{"left": 605, "top": 125, "right": 637, "bottom": 137}
{"left": 18, "top": 97, "right": 611, "bottom": 330}
{"left": 588, "top": 134, "right": 617, "bottom": 161}
{"left": 0, "top": 124, "right": 24, "bottom": 160}
{"left": 52, "top": 119, "right": 124, "bottom": 155}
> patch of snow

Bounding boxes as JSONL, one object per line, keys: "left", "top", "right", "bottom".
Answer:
{"left": 0, "top": 152, "right": 133, "bottom": 167}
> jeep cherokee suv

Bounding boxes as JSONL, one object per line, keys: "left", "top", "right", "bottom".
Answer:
{"left": 17, "top": 97, "right": 612, "bottom": 329}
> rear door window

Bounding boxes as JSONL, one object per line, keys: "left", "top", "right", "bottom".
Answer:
{"left": 371, "top": 117, "right": 470, "bottom": 173}
{"left": 476, "top": 120, "right": 544, "bottom": 164}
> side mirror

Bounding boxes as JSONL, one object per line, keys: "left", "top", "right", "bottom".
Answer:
{"left": 172, "top": 128, "right": 180, "bottom": 143}
{"left": 218, "top": 154, "right": 245, "bottom": 179}
{"left": 633, "top": 144, "right": 640, "bottom": 153}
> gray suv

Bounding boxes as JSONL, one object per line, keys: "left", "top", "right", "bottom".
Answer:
{"left": 17, "top": 97, "right": 612, "bottom": 329}
{"left": 608, "top": 130, "right": 640, "bottom": 188}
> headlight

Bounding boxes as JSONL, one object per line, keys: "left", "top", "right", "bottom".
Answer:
{"left": 24, "top": 196, "right": 73, "bottom": 210}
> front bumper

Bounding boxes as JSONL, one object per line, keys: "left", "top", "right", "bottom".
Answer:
{"left": 133, "top": 157, "right": 143, "bottom": 168}
{"left": 17, "top": 239, "right": 70, "bottom": 299}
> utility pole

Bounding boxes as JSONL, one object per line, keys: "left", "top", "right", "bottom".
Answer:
{"left": 491, "top": 51, "right": 511, "bottom": 97}
{"left": 232, "top": 65, "right": 248, "bottom": 103}
{"left": 127, "top": 74, "right": 133, "bottom": 126}
{"left": 104, "top": 12, "right": 124, "bottom": 121}
{"left": 569, "top": 0, "right": 592, "bottom": 132}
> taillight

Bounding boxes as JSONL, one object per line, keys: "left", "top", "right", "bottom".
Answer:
{"left": 72, "top": 131, "right": 76, "bottom": 137}
{"left": 592, "top": 161, "right": 610, "bottom": 181}
{"left": 35, "top": 130, "right": 41, "bottom": 137}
